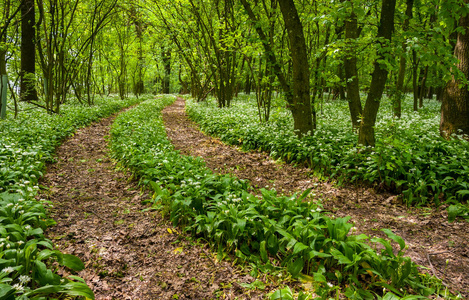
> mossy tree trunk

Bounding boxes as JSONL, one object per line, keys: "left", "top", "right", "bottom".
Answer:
{"left": 440, "top": 0, "right": 469, "bottom": 138}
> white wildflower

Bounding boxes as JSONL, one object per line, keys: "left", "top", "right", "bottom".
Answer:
{"left": 2, "top": 267, "right": 14, "bottom": 273}
{"left": 19, "top": 275, "right": 31, "bottom": 284}
{"left": 12, "top": 283, "right": 24, "bottom": 292}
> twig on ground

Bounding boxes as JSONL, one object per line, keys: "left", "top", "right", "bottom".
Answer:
{"left": 200, "top": 247, "right": 217, "bottom": 269}
{"left": 428, "top": 250, "right": 452, "bottom": 255}
{"left": 425, "top": 250, "right": 450, "bottom": 288}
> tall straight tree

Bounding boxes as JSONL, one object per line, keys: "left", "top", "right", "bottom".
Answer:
{"left": 344, "top": 8, "right": 362, "bottom": 130}
{"left": 20, "top": 0, "right": 38, "bottom": 101}
{"left": 0, "top": 0, "right": 11, "bottom": 118}
{"left": 393, "top": 0, "right": 414, "bottom": 118}
{"left": 278, "top": 0, "right": 315, "bottom": 135}
{"left": 358, "top": 0, "right": 396, "bottom": 146}
{"left": 440, "top": 0, "right": 469, "bottom": 138}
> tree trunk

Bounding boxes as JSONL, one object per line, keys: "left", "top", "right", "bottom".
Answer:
{"left": 0, "top": 0, "right": 9, "bottom": 119}
{"left": 358, "top": 0, "right": 396, "bottom": 146}
{"left": 412, "top": 50, "right": 419, "bottom": 111}
{"left": 0, "top": 54, "right": 7, "bottom": 119}
{"left": 162, "top": 48, "right": 171, "bottom": 94}
{"left": 393, "top": 0, "right": 414, "bottom": 118}
{"left": 278, "top": 0, "right": 315, "bottom": 136}
{"left": 418, "top": 65, "right": 428, "bottom": 108}
{"left": 20, "top": 0, "right": 38, "bottom": 102}
{"left": 344, "top": 11, "right": 362, "bottom": 129}
{"left": 131, "top": 6, "right": 144, "bottom": 95}
{"left": 440, "top": 0, "right": 469, "bottom": 138}
{"left": 240, "top": 0, "right": 314, "bottom": 136}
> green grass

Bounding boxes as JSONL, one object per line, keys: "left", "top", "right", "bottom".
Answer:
{"left": 186, "top": 94, "right": 469, "bottom": 208}
{"left": 0, "top": 94, "right": 147, "bottom": 299}
{"left": 110, "top": 95, "right": 456, "bottom": 299}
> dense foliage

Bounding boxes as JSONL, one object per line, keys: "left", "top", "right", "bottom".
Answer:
{"left": 110, "top": 96, "right": 454, "bottom": 299}
{"left": 187, "top": 95, "right": 469, "bottom": 207}
{"left": 0, "top": 95, "right": 143, "bottom": 299}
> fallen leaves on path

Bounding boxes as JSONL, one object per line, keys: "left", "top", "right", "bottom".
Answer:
{"left": 162, "top": 98, "right": 469, "bottom": 298}
{"left": 40, "top": 112, "right": 265, "bottom": 300}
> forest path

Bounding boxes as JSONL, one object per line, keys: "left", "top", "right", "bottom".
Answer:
{"left": 163, "top": 97, "right": 469, "bottom": 297}
{"left": 40, "top": 109, "right": 263, "bottom": 300}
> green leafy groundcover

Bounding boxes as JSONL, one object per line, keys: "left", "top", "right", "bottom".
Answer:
{"left": 110, "top": 96, "right": 455, "bottom": 299}
{"left": 186, "top": 95, "right": 469, "bottom": 208}
{"left": 0, "top": 94, "right": 145, "bottom": 299}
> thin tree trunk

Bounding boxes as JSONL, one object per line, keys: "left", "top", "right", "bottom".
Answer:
{"left": 20, "top": 0, "right": 39, "bottom": 102}
{"left": 162, "top": 48, "right": 171, "bottom": 94}
{"left": 344, "top": 11, "right": 362, "bottom": 129}
{"left": 394, "top": 0, "right": 414, "bottom": 118}
{"left": 418, "top": 65, "right": 428, "bottom": 108}
{"left": 412, "top": 51, "right": 419, "bottom": 111}
{"left": 358, "top": 0, "right": 396, "bottom": 146}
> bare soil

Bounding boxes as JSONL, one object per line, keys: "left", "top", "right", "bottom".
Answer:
{"left": 40, "top": 97, "right": 468, "bottom": 299}
{"left": 162, "top": 98, "right": 469, "bottom": 298}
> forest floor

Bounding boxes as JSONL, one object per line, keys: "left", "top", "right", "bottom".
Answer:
{"left": 40, "top": 97, "right": 468, "bottom": 299}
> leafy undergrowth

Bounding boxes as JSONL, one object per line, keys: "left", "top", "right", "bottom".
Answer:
{"left": 186, "top": 95, "right": 469, "bottom": 208}
{"left": 0, "top": 94, "right": 145, "bottom": 299}
{"left": 110, "top": 96, "right": 457, "bottom": 299}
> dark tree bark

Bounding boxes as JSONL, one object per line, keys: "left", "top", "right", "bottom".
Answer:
{"left": 358, "top": 0, "right": 396, "bottom": 146}
{"left": 278, "top": 0, "right": 315, "bottom": 136}
{"left": 240, "top": 0, "right": 315, "bottom": 136}
{"left": 418, "top": 65, "right": 428, "bottom": 108}
{"left": 440, "top": 0, "right": 469, "bottom": 138}
{"left": 278, "top": 0, "right": 316, "bottom": 135}
{"left": 0, "top": 29, "right": 7, "bottom": 119}
{"left": 412, "top": 50, "right": 419, "bottom": 111}
{"left": 344, "top": 11, "right": 362, "bottom": 129}
{"left": 162, "top": 48, "right": 171, "bottom": 94}
{"left": 20, "top": 0, "right": 38, "bottom": 102}
{"left": 394, "top": 0, "right": 414, "bottom": 118}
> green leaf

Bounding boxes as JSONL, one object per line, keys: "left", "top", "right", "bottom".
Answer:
{"left": 293, "top": 242, "right": 309, "bottom": 255}
{"left": 308, "top": 250, "right": 331, "bottom": 259}
{"left": 62, "top": 254, "right": 85, "bottom": 271}
{"left": 287, "top": 257, "right": 304, "bottom": 277}
{"left": 0, "top": 283, "right": 14, "bottom": 299}
{"left": 260, "top": 241, "right": 268, "bottom": 263}
{"left": 382, "top": 228, "right": 406, "bottom": 251}
{"left": 313, "top": 272, "right": 327, "bottom": 283}
{"left": 298, "top": 188, "right": 312, "bottom": 201}
{"left": 330, "top": 248, "right": 352, "bottom": 265}
{"left": 267, "top": 234, "right": 279, "bottom": 255}
{"left": 270, "top": 287, "right": 293, "bottom": 300}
